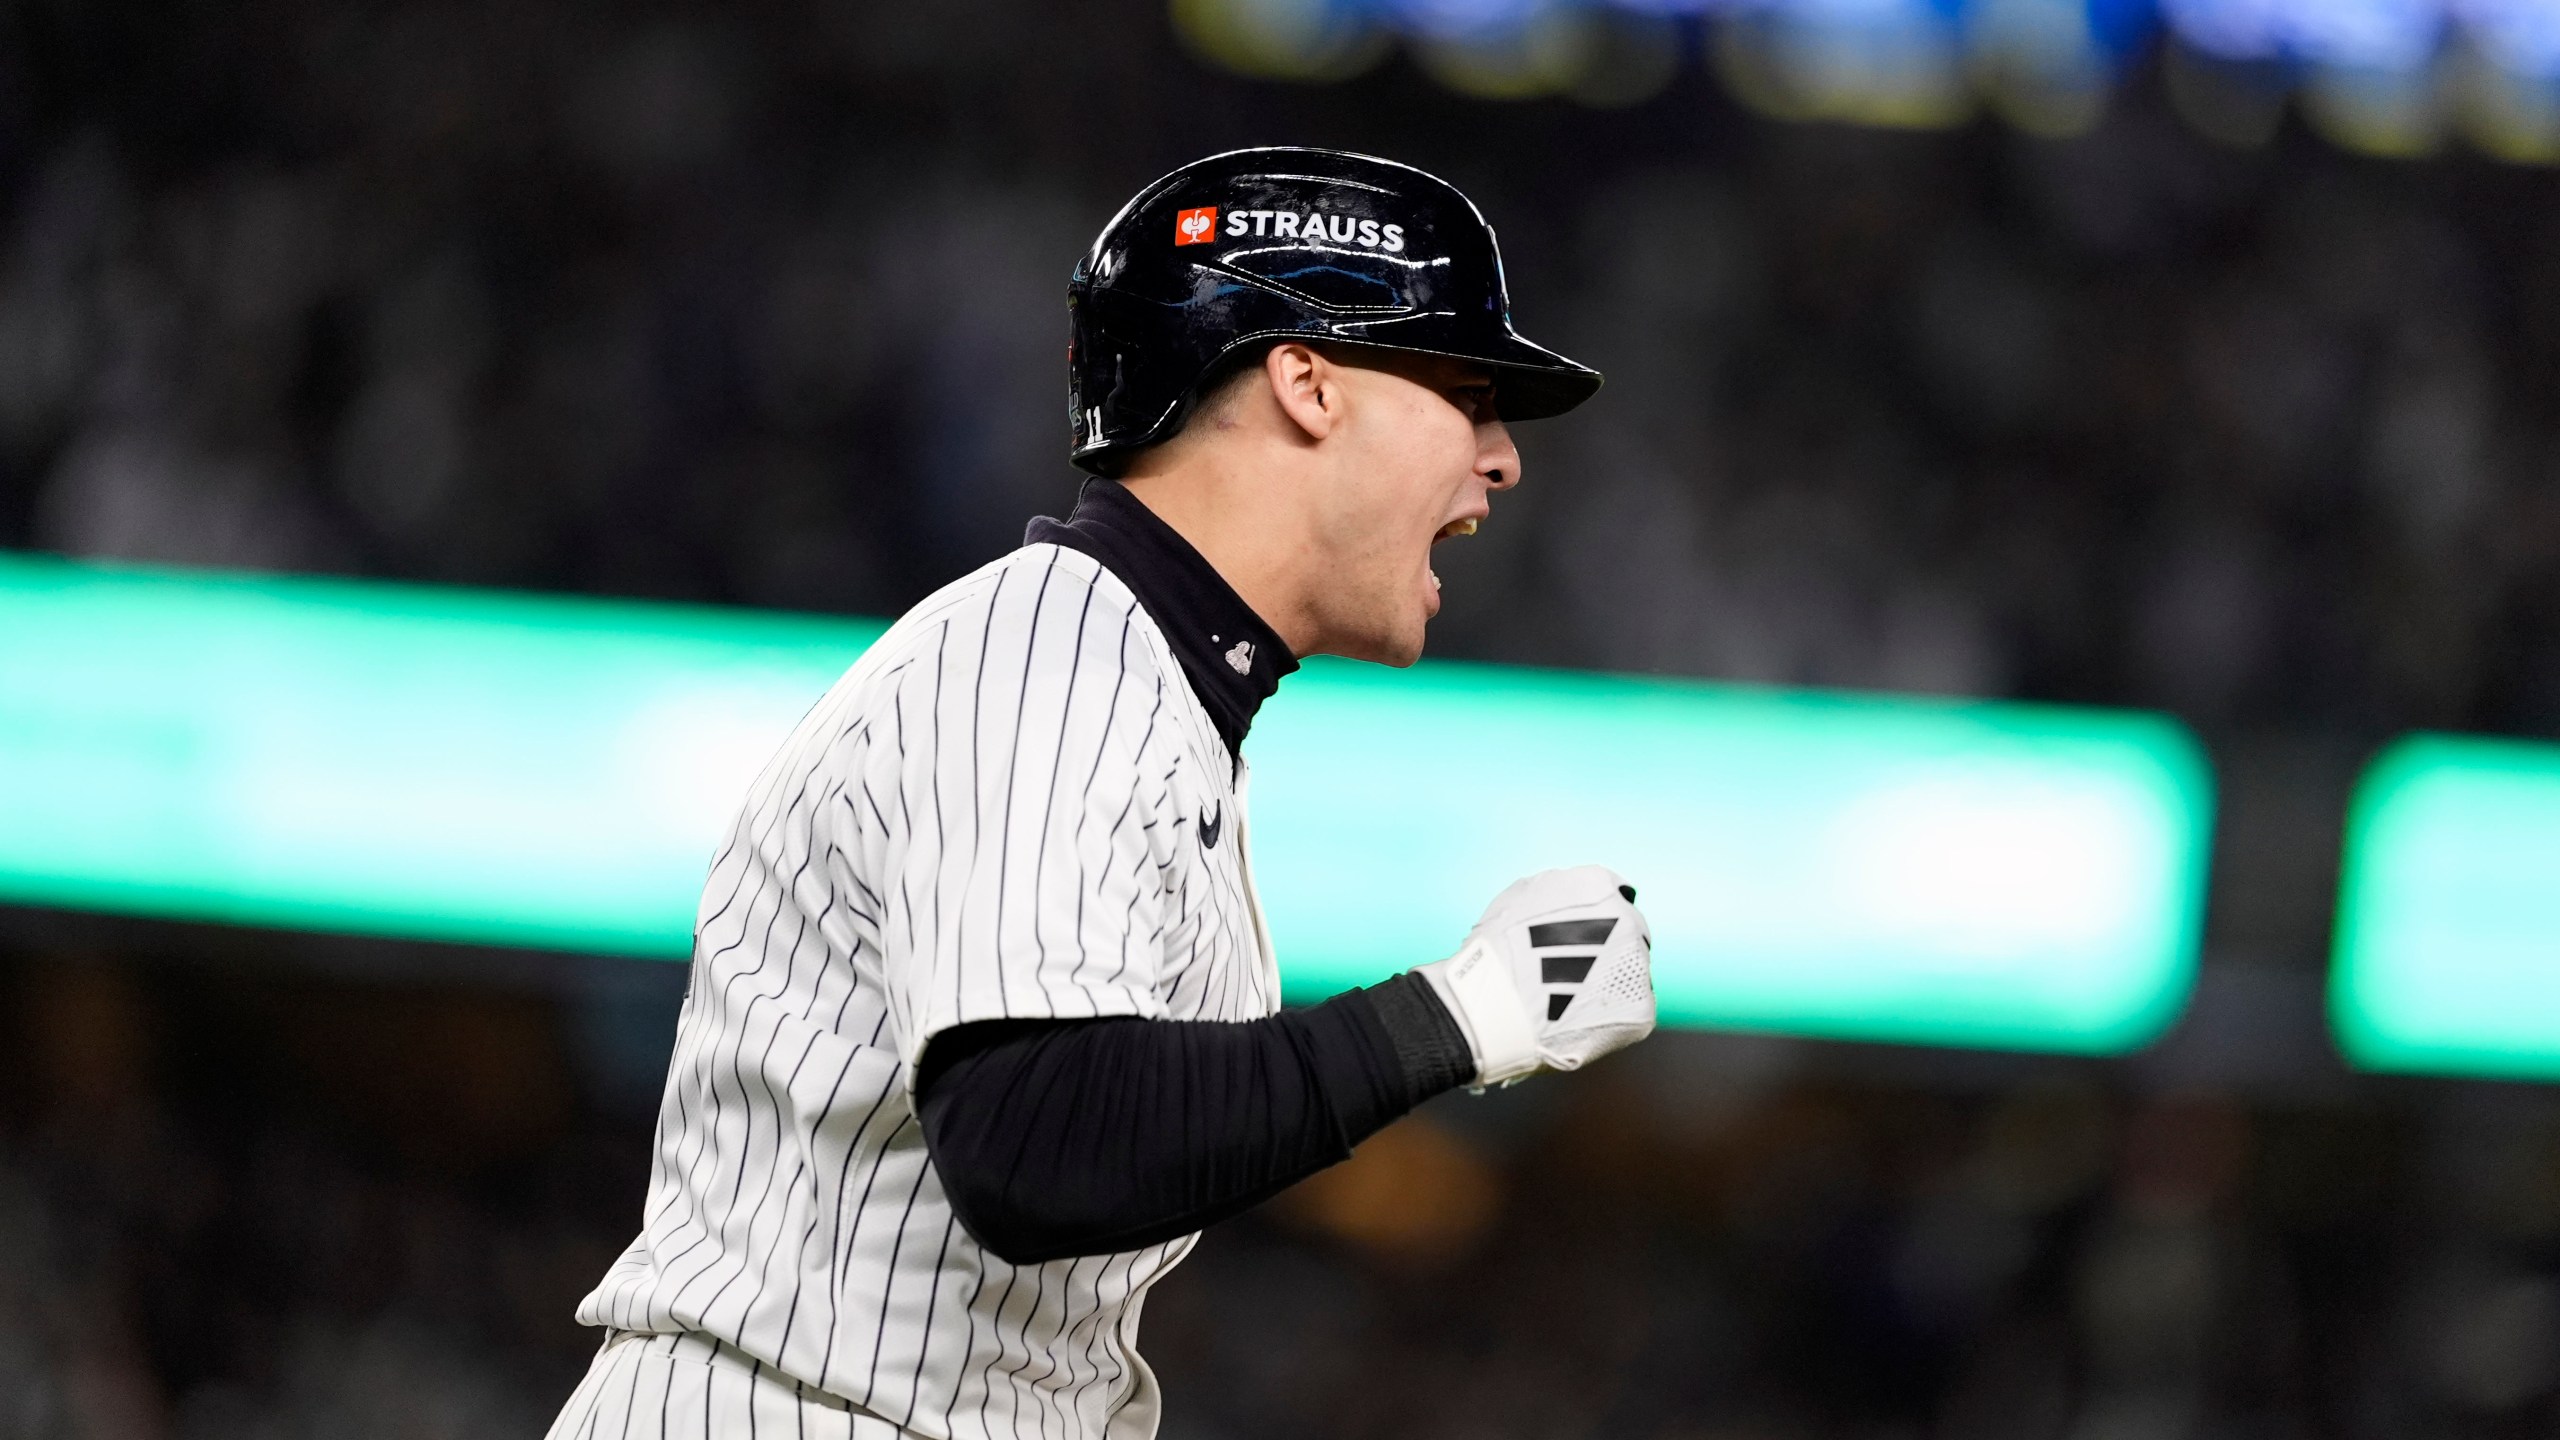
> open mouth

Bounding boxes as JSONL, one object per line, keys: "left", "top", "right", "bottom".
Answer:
{"left": 1427, "top": 516, "right": 1480, "bottom": 601}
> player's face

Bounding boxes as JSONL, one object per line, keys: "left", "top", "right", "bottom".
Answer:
{"left": 1310, "top": 353, "right": 1520, "bottom": 666}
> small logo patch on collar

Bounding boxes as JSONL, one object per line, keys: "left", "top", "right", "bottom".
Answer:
{"left": 1224, "top": 640, "right": 1254, "bottom": 675}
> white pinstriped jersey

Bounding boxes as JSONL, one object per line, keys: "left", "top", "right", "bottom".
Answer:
{"left": 574, "top": 543, "right": 1282, "bottom": 1440}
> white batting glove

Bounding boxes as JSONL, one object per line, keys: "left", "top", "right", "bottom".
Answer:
{"left": 1415, "top": 865, "right": 1656, "bottom": 1089}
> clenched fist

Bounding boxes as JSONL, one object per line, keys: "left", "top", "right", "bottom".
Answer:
{"left": 1414, "top": 865, "right": 1656, "bottom": 1088}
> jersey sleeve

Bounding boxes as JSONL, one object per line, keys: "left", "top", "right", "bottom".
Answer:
{"left": 843, "top": 571, "right": 1179, "bottom": 1076}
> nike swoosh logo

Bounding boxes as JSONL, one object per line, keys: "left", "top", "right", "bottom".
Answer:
{"left": 1200, "top": 801, "right": 1223, "bottom": 850}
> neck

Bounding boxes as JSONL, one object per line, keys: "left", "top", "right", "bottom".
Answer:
{"left": 1117, "top": 458, "right": 1322, "bottom": 659}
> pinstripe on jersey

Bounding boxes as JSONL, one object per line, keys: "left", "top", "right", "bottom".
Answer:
{"left": 571, "top": 543, "right": 1283, "bottom": 1440}
{"left": 547, "top": 1331, "right": 915, "bottom": 1440}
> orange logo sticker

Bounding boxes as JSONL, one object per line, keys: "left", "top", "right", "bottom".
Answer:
{"left": 1174, "top": 206, "right": 1219, "bottom": 246}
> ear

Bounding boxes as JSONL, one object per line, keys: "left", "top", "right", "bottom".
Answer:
{"left": 1263, "top": 342, "right": 1341, "bottom": 444}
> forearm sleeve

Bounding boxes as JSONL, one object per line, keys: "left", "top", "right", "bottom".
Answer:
{"left": 914, "top": 974, "right": 1475, "bottom": 1265}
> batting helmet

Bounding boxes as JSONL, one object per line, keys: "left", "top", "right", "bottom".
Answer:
{"left": 1067, "top": 147, "right": 1602, "bottom": 476}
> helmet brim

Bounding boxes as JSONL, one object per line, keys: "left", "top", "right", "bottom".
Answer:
{"left": 1292, "top": 322, "right": 1603, "bottom": 423}
{"left": 1070, "top": 322, "right": 1603, "bottom": 476}
{"left": 1480, "top": 334, "right": 1605, "bottom": 422}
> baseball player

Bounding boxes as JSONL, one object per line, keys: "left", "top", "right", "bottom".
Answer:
{"left": 547, "top": 148, "right": 1658, "bottom": 1440}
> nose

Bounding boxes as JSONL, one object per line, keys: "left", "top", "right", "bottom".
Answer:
{"left": 1480, "top": 420, "right": 1522, "bottom": 492}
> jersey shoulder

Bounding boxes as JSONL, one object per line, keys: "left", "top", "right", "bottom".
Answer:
{"left": 842, "top": 543, "right": 1184, "bottom": 727}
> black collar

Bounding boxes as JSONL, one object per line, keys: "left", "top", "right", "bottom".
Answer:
{"left": 1025, "top": 479, "right": 1297, "bottom": 761}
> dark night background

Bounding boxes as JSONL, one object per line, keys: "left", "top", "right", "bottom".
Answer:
{"left": 3, "top": 1, "right": 2560, "bottom": 1436}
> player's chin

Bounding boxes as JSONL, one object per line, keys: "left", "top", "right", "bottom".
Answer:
{"left": 1329, "top": 629, "right": 1425, "bottom": 667}
{"left": 1373, "top": 632, "right": 1426, "bottom": 667}
{"left": 1388, "top": 595, "right": 1432, "bottom": 666}
{"left": 1342, "top": 607, "right": 1429, "bottom": 668}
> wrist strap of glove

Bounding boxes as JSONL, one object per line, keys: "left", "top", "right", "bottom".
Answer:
{"left": 1418, "top": 940, "right": 1542, "bottom": 1090}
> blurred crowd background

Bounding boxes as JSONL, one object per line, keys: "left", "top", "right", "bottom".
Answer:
{"left": 2, "top": 0, "right": 2558, "bottom": 1436}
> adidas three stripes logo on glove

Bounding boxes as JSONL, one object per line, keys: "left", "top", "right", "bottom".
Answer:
{"left": 1415, "top": 865, "right": 1657, "bottom": 1089}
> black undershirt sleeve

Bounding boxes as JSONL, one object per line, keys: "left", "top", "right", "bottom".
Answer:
{"left": 914, "top": 974, "right": 1476, "bottom": 1266}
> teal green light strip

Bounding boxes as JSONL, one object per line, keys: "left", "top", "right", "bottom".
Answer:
{"left": 2333, "top": 734, "right": 2560, "bottom": 1079}
{"left": 0, "top": 553, "right": 885, "bottom": 954}
{"left": 0, "top": 553, "right": 2212, "bottom": 1053}
{"left": 1250, "top": 660, "right": 2210, "bottom": 1051}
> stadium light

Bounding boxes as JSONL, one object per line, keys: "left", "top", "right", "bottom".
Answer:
{"left": 1251, "top": 658, "right": 2211, "bottom": 1051}
{"left": 2333, "top": 734, "right": 2560, "bottom": 1079}
{"left": 0, "top": 552, "right": 2212, "bottom": 1053}
{"left": 2458, "top": 0, "right": 2560, "bottom": 76}
{"left": 1168, "top": 0, "right": 2560, "bottom": 162}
